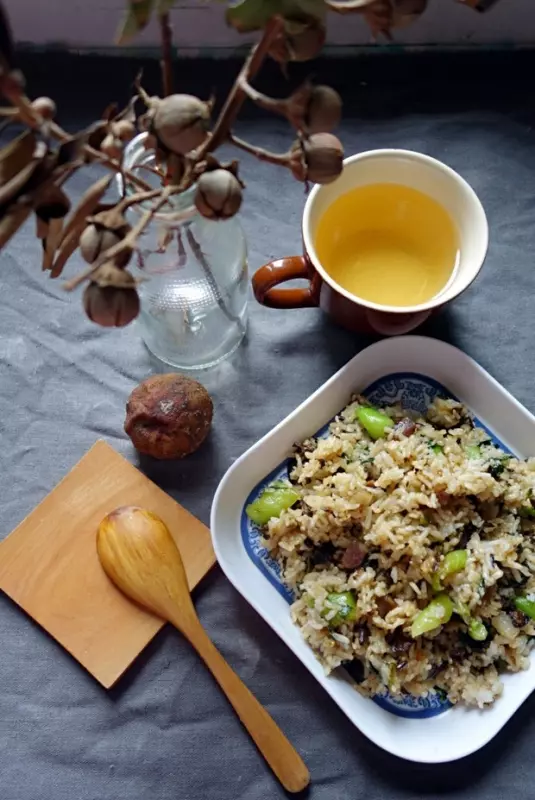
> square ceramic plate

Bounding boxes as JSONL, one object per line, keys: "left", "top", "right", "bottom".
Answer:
{"left": 211, "top": 336, "right": 535, "bottom": 763}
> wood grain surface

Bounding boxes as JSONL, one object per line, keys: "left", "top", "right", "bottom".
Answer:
{"left": 0, "top": 440, "right": 215, "bottom": 688}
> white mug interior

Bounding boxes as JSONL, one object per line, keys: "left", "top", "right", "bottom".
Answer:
{"left": 303, "top": 149, "right": 489, "bottom": 314}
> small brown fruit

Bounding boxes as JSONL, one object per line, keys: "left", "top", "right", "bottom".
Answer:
{"left": 124, "top": 374, "right": 213, "bottom": 459}
{"left": 305, "top": 86, "right": 342, "bottom": 134}
{"left": 101, "top": 133, "right": 123, "bottom": 160}
{"left": 112, "top": 119, "right": 136, "bottom": 142}
{"left": 151, "top": 94, "right": 210, "bottom": 156}
{"left": 31, "top": 96, "right": 57, "bottom": 120}
{"left": 83, "top": 283, "right": 140, "bottom": 328}
{"left": 269, "top": 21, "right": 326, "bottom": 64}
{"left": 290, "top": 133, "right": 344, "bottom": 185}
{"left": 195, "top": 169, "right": 243, "bottom": 221}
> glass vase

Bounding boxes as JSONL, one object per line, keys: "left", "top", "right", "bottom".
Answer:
{"left": 120, "top": 134, "right": 248, "bottom": 370}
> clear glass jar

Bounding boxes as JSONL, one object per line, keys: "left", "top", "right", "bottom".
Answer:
{"left": 120, "top": 134, "right": 248, "bottom": 370}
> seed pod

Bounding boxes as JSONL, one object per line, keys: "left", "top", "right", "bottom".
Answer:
{"left": 290, "top": 133, "right": 344, "bottom": 185}
{"left": 305, "top": 86, "right": 342, "bottom": 134}
{"left": 31, "top": 96, "right": 57, "bottom": 120}
{"left": 79, "top": 223, "right": 132, "bottom": 267}
{"left": 150, "top": 94, "right": 211, "bottom": 156}
{"left": 35, "top": 186, "right": 71, "bottom": 223}
{"left": 100, "top": 133, "right": 123, "bottom": 160}
{"left": 112, "top": 119, "right": 136, "bottom": 142}
{"left": 269, "top": 21, "right": 326, "bottom": 64}
{"left": 195, "top": 169, "right": 243, "bottom": 221}
{"left": 83, "top": 283, "right": 140, "bottom": 328}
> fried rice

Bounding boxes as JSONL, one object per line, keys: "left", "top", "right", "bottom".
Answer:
{"left": 261, "top": 397, "right": 535, "bottom": 708}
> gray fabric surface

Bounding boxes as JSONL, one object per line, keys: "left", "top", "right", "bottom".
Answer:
{"left": 1, "top": 52, "right": 535, "bottom": 800}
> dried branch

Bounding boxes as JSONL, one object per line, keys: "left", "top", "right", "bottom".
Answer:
{"left": 228, "top": 133, "right": 291, "bottom": 168}
{"left": 239, "top": 78, "right": 287, "bottom": 116}
{"left": 185, "top": 226, "right": 245, "bottom": 334}
{"left": 0, "top": 86, "right": 155, "bottom": 194}
{"left": 159, "top": 12, "right": 174, "bottom": 98}
{"left": 193, "top": 16, "right": 284, "bottom": 160}
{"left": 63, "top": 186, "right": 175, "bottom": 291}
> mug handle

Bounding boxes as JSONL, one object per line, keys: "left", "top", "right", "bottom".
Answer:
{"left": 366, "top": 309, "right": 431, "bottom": 336}
{"left": 252, "top": 257, "right": 317, "bottom": 310}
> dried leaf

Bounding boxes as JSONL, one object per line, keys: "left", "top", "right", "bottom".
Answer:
{"left": 101, "top": 102, "right": 119, "bottom": 122}
{"left": 51, "top": 175, "right": 112, "bottom": 278}
{"left": 41, "top": 217, "right": 65, "bottom": 272}
{"left": 0, "top": 130, "right": 36, "bottom": 186}
{"left": 86, "top": 120, "right": 109, "bottom": 152}
{"left": 113, "top": 95, "right": 138, "bottom": 124}
{"left": 0, "top": 157, "right": 41, "bottom": 207}
{"left": 56, "top": 135, "right": 85, "bottom": 166}
{"left": 35, "top": 215, "right": 48, "bottom": 240}
{"left": 60, "top": 175, "right": 112, "bottom": 245}
{"left": 115, "top": 0, "right": 156, "bottom": 45}
{"left": 0, "top": 204, "right": 31, "bottom": 248}
{"left": 226, "top": 0, "right": 325, "bottom": 32}
{"left": 0, "top": 1, "right": 15, "bottom": 70}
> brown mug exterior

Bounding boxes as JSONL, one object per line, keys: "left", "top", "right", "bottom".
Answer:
{"left": 252, "top": 252, "right": 434, "bottom": 335}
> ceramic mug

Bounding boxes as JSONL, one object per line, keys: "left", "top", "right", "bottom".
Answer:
{"left": 252, "top": 149, "right": 488, "bottom": 335}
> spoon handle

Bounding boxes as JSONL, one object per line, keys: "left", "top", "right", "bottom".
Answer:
{"left": 185, "top": 620, "right": 310, "bottom": 794}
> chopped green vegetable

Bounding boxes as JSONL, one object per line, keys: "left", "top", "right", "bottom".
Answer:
{"left": 431, "top": 549, "right": 468, "bottom": 591}
{"left": 514, "top": 596, "right": 535, "bottom": 620}
{"left": 355, "top": 406, "right": 394, "bottom": 440}
{"left": 245, "top": 482, "right": 299, "bottom": 526}
{"left": 410, "top": 594, "right": 453, "bottom": 637}
{"left": 465, "top": 445, "right": 481, "bottom": 460}
{"left": 519, "top": 506, "right": 535, "bottom": 519}
{"left": 430, "top": 444, "right": 444, "bottom": 455}
{"left": 453, "top": 600, "right": 471, "bottom": 625}
{"left": 468, "top": 619, "right": 488, "bottom": 641}
{"left": 323, "top": 591, "right": 357, "bottom": 627}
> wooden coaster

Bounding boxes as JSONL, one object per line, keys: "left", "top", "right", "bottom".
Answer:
{"left": 0, "top": 440, "right": 215, "bottom": 688}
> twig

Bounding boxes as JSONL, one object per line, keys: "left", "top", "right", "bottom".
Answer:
{"left": 239, "top": 78, "right": 286, "bottom": 115}
{"left": 185, "top": 226, "right": 245, "bottom": 335}
{"left": 159, "top": 12, "right": 174, "bottom": 98}
{"left": 63, "top": 186, "right": 174, "bottom": 291}
{"left": 193, "top": 16, "right": 284, "bottom": 160}
{"left": 326, "top": 0, "right": 377, "bottom": 12}
{"left": 228, "top": 133, "right": 291, "bottom": 167}
{"left": 0, "top": 86, "right": 155, "bottom": 194}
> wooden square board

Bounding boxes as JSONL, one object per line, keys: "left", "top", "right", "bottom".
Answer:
{"left": 0, "top": 440, "right": 215, "bottom": 688}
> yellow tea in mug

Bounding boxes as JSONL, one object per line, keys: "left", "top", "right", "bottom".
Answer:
{"left": 315, "top": 183, "right": 460, "bottom": 307}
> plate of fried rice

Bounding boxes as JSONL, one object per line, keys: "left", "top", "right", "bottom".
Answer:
{"left": 211, "top": 336, "right": 535, "bottom": 762}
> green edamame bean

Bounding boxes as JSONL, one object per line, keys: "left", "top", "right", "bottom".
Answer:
{"left": 410, "top": 594, "right": 453, "bottom": 637}
{"left": 431, "top": 549, "right": 468, "bottom": 591}
{"left": 514, "top": 596, "right": 535, "bottom": 620}
{"left": 246, "top": 482, "right": 300, "bottom": 526}
{"left": 468, "top": 619, "right": 488, "bottom": 641}
{"left": 355, "top": 406, "right": 394, "bottom": 440}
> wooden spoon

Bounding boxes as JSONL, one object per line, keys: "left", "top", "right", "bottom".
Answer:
{"left": 96, "top": 506, "right": 310, "bottom": 794}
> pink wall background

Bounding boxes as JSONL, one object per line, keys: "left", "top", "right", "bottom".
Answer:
{"left": 5, "top": 0, "right": 534, "bottom": 50}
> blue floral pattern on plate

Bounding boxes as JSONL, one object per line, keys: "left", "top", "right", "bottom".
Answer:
{"left": 240, "top": 372, "right": 509, "bottom": 719}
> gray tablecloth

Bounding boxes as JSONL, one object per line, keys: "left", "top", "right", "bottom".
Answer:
{"left": 2, "top": 51, "right": 535, "bottom": 800}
